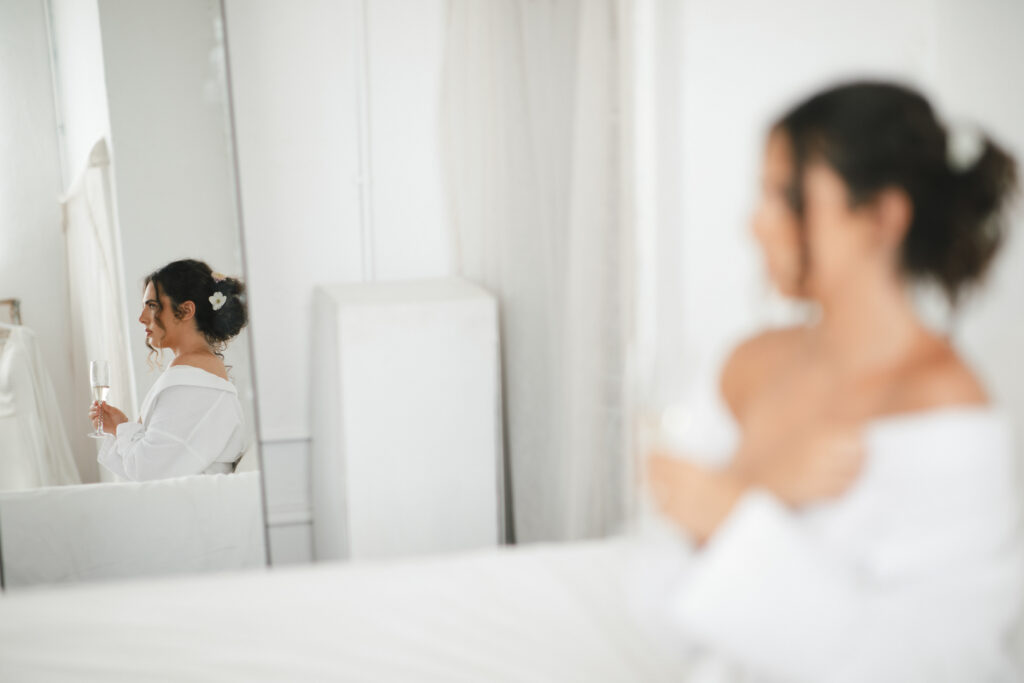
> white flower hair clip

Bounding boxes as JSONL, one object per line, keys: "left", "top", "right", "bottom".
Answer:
{"left": 946, "top": 121, "right": 985, "bottom": 173}
{"left": 211, "top": 271, "right": 226, "bottom": 283}
{"left": 209, "top": 291, "right": 227, "bottom": 311}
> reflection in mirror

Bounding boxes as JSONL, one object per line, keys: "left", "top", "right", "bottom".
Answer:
{"left": 0, "top": 0, "right": 266, "bottom": 589}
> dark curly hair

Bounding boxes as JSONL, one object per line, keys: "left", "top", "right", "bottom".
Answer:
{"left": 144, "top": 259, "right": 248, "bottom": 363}
{"left": 773, "top": 81, "right": 1018, "bottom": 304}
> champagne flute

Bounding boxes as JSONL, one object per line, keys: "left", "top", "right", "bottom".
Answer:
{"left": 88, "top": 360, "right": 110, "bottom": 438}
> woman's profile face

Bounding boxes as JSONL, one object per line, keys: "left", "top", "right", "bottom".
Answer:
{"left": 139, "top": 281, "right": 173, "bottom": 349}
{"left": 751, "top": 130, "right": 803, "bottom": 297}
{"left": 751, "top": 130, "right": 891, "bottom": 302}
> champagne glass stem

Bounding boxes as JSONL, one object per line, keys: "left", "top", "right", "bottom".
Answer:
{"left": 88, "top": 360, "right": 111, "bottom": 438}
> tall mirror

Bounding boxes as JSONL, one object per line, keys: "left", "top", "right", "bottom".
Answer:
{"left": 0, "top": 0, "right": 265, "bottom": 588}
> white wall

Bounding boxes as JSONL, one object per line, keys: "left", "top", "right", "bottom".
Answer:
{"left": 223, "top": 0, "right": 364, "bottom": 446}
{"left": 223, "top": 0, "right": 449, "bottom": 563}
{"left": 0, "top": 0, "right": 80, "bottom": 470}
{"left": 225, "top": 0, "right": 449, "bottom": 442}
{"left": 648, "top": 0, "right": 1024, "bottom": 435}
{"left": 926, "top": 0, "right": 1024, "bottom": 426}
{"left": 223, "top": 0, "right": 364, "bottom": 563}
{"left": 366, "top": 0, "right": 450, "bottom": 281}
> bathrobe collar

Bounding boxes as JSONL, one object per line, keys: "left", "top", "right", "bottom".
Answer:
{"left": 140, "top": 365, "right": 237, "bottom": 419}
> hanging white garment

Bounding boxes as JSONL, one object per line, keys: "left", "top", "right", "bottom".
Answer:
{"left": 62, "top": 138, "right": 138, "bottom": 484}
{"left": 0, "top": 324, "right": 81, "bottom": 490}
{"left": 98, "top": 365, "right": 247, "bottom": 481}
{"left": 632, "top": 396, "right": 1024, "bottom": 682}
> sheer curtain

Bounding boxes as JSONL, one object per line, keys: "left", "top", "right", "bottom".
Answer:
{"left": 442, "top": 0, "right": 634, "bottom": 542}
{"left": 62, "top": 139, "right": 137, "bottom": 483}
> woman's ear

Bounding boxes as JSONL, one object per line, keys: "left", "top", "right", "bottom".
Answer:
{"left": 177, "top": 300, "right": 197, "bottom": 321}
{"left": 872, "top": 187, "right": 913, "bottom": 250}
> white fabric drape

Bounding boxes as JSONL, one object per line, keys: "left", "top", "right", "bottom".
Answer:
{"left": 442, "top": 0, "right": 633, "bottom": 542}
{"left": 62, "top": 139, "right": 137, "bottom": 483}
{"left": 0, "top": 324, "right": 80, "bottom": 489}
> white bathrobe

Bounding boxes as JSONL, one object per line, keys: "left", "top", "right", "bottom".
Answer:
{"left": 632, "top": 384, "right": 1024, "bottom": 682}
{"left": 98, "top": 365, "right": 247, "bottom": 481}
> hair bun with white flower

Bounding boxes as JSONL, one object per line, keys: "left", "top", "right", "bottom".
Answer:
{"left": 209, "top": 291, "right": 227, "bottom": 311}
{"left": 946, "top": 121, "right": 986, "bottom": 173}
{"left": 145, "top": 259, "right": 248, "bottom": 348}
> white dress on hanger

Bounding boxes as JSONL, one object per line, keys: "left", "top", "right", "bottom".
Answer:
{"left": 0, "top": 324, "right": 80, "bottom": 490}
{"left": 98, "top": 365, "right": 247, "bottom": 481}
{"left": 630, "top": 370, "right": 1024, "bottom": 683}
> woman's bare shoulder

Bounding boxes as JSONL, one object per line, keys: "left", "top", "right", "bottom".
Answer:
{"left": 894, "top": 339, "right": 988, "bottom": 412}
{"left": 720, "top": 327, "right": 805, "bottom": 419}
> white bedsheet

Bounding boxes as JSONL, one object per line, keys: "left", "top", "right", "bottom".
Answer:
{"left": 0, "top": 540, "right": 684, "bottom": 682}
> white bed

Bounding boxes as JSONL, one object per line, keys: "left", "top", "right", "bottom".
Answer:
{"left": 0, "top": 539, "right": 684, "bottom": 682}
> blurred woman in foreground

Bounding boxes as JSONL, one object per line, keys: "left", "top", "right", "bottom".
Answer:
{"left": 645, "top": 81, "right": 1022, "bottom": 681}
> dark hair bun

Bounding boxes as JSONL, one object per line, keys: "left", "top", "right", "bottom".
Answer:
{"left": 145, "top": 259, "right": 249, "bottom": 348}
{"left": 775, "top": 81, "right": 1019, "bottom": 303}
{"left": 905, "top": 132, "right": 1018, "bottom": 302}
{"left": 204, "top": 274, "right": 248, "bottom": 343}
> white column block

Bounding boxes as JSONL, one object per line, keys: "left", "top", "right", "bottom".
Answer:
{"left": 310, "top": 278, "right": 504, "bottom": 561}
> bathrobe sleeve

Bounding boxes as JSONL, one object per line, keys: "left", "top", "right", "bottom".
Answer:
{"left": 98, "top": 385, "right": 240, "bottom": 481}
{"left": 669, "top": 424, "right": 1023, "bottom": 683}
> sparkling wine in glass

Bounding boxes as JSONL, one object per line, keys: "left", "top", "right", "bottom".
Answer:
{"left": 88, "top": 360, "right": 110, "bottom": 438}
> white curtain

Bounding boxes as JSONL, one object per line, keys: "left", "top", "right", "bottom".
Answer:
{"left": 442, "top": 0, "right": 634, "bottom": 542}
{"left": 62, "top": 139, "right": 137, "bottom": 484}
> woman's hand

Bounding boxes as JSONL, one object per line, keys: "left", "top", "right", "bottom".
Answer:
{"left": 733, "top": 426, "right": 865, "bottom": 506}
{"left": 89, "top": 402, "right": 129, "bottom": 435}
{"left": 647, "top": 452, "right": 746, "bottom": 545}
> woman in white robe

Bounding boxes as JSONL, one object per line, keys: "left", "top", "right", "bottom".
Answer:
{"left": 632, "top": 378, "right": 1022, "bottom": 682}
{"left": 642, "top": 81, "right": 1024, "bottom": 681}
{"left": 92, "top": 259, "right": 249, "bottom": 481}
